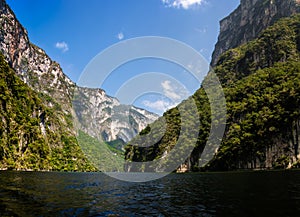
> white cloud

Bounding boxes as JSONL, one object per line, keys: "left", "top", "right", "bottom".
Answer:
{"left": 162, "top": 0, "right": 205, "bottom": 9}
{"left": 161, "top": 80, "right": 189, "bottom": 101}
{"left": 117, "top": 32, "right": 124, "bottom": 40}
{"left": 142, "top": 100, "right": 174, "bottom": 112}
{"left": 55, "top": 41, "right": 69, "bottom": 52}
{"left": 142, "top": 80, "right": 190, "bottom": 113}
{"left": 161, "top": 80, "right": 181, "bottom": 101}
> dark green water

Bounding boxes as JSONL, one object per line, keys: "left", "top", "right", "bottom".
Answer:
{"left": 0, "top": 170, "right": 300, "bottom": 217}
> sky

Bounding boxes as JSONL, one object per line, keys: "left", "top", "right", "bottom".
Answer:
{"left": 6, "top": 0, "right": 240, "bottom": 115}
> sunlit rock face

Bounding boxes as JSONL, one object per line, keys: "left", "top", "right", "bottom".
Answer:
{"left": 0, "top": 0, "right": 158, "bottom": 146}
{"left": 73, "top": 87, "right": 159, "bottom": 143}
{"left": 125, "top": 0, "right": 300, "bottom": 172}
{"left": 211, "top": 0, "right": 300, "bottom": 66}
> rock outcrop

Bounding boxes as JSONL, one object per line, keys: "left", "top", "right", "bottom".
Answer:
{"left": 125, "top": 0, "right": 300, "bottom": 172}
{"left": 73, "top": 87, "right": 158, "bottom": 143}
{"left": 211, "top": 0, "right": 300, "bottom": 66}
{"left": 0, "top": 0, "right": 158, "bottom": 170}
{"left": 0, "top": 0, "right": 158, "bottom": 146}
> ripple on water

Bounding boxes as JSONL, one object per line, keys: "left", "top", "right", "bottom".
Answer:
{"left": 1, "top": 170, "right": 300, "bottom": 216}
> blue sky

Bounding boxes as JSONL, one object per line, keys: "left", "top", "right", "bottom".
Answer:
{"left": 7, "top": 0, "right": 240, "bottom": 115}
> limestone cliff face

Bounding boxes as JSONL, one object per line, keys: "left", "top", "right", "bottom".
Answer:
{"left": 0, "top": 0, "right": 158, "bottom": 149}
{"left": 125, "top": 1, "right": 300, "bottom": 172}
{"left": 0, "top": 52, "right": 96, "bottom": 171}
{"left": 0, "top": 0, "right": 95, "bottom": 170}
{"left": 0, "top": 0, "right": 74, "bottom": 112}
{"left": 73, "top": 87, "right": 158, "bottom": 143}
{"left": 0, "top": 0, "right": 76, "bottom": 149}
{"left": 205, "top": 13, "right": 300, "bottom": 171}
{"left": 211, "top": 0, "right": 300, "bottom": 66}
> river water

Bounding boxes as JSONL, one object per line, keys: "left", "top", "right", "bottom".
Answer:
{"left": 0, "top": 170, "right": 300, "bottom": 216}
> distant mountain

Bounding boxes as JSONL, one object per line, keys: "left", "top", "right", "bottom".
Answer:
{"left": 0, "top": 0, "right": 158, "bottom": 171}
{"left": 125, "top": 0, "right": 300, "bottom": 172}
{"left": 73, "top": 87, "right": 158, "bottom": 145}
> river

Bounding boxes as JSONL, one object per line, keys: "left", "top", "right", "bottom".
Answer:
{"left": 0, "top": 170, "right": 300, "bottom": 216}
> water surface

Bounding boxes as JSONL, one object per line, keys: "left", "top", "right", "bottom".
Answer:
{"left": 0, "top": 170, "right": 300, "bottom": 216}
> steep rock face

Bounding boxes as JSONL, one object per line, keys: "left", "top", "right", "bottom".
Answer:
{"left": 73, "top": 87, "right": 158, "bottom": 143}
{"left": 0, "top": 0, "right": 93, "bottom": 171}
{"left": 207, "top": 60, "right": 300, "bottom": 171}
{"left": 0, "top": 53, "right": 94, "bottom": 171}
{"left": 211, "top": 0, "right": 300, "bottom": 66}
{"left": 0, "top": 0, "right": 74, "bottom": 112}
{"left": 194, "top": 14, "right": 300, "bottom": 171}
{"left": 0, "top": 0, "right": 76, "bottom": 151}
{"left": 125, "top": 10, "right": 300, "bottom": 171}
{"left": 0, "top": 0, "right": 158, "bottom": 150}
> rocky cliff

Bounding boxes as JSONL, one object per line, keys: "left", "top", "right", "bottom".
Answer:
{"left": 0, "top": 0, "right": 74, "bottom": 112}
{"left": 73, "top": 87, "right": 158, "bottom": 144}
{"left": 0, "top": 0, "right": 92, "bottom": 171}
{"left": 206, "top": 14, "right": 300, "bottom": 170}
{"left": 0, "top": 52, "right": 95, "bottom": 171}
{"left": 125, "top": 1, "right": 300, "bottom": 172}
{"left": 0, "top": 0, "right": 158, "bottom": 139}
{"left": 0, "top": 0, "right": 158, "bottom": 170}
{"left": 211, "top": 0, "right": 300, "bottom": 66}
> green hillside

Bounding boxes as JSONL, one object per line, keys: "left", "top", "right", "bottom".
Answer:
{"left": 0, "top": 53, "right": 94, "bottom": 171}
{"left": 125, "top": 14, "right": 300, "bottom": 171}
{"left": 77, "top": 131, "right": 124, "bottom": 172}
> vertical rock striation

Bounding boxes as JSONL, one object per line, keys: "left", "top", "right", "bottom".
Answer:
{"left": 73, "top": 87, "right": 158, "bottom": 144}
{"left": 0, "top": 0, "right": 158, "bottom": 170}
{"left": 0, "top": 0, "right": 158, "bottom": 144}
{"left": 125, "top": 0, "right": 300, "bottom": 172}
{"left": 211, "top": 0, "right": 300, "bottom": 66}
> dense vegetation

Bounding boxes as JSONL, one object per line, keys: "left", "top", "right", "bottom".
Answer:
{"left": 0, "top": 53, "right": 94, "bottom": 171}
{"left": 125, "top": 14, "right": 300, "bottom": 171}
{"left": 77, "top": 130, "right": 124, "bottom": 172}
{"left": 209, "top": 61, "right": 300, "bottom": 170}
